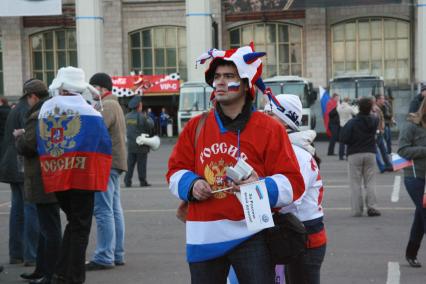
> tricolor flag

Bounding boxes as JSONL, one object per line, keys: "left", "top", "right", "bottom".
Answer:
{"left": 391, "top": 153, "right": 414, "bottom": 172}
{"left": 319, "top": 86, "right": 336, "bottom": 137}
{"left": 37, "top": 95, "right": 112, "bottom": 193}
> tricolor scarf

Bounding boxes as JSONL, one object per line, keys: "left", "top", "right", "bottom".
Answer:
{"left": 37, "top": 94, "right": 112, "bottom": 193}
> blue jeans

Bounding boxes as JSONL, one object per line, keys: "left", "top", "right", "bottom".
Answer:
{"left": 285, "top": 245, "right": 326, "bottom": 284}
{"left": 375, "top": 134, "right": 392, "bottom": 172}
{"left": 9, "top": 182, "right": 39, "bottom": 262}
{"left": 189, "top": 232, "right": 275, "bottom": 284}
{"left": 404, "top": 177, "right": 426, "bottom": 245}
{"left": 92, "top": 169, "right": 125, "bottom": 265}
{"left": 339, "top": 143, "right": 346, "bottom": 160}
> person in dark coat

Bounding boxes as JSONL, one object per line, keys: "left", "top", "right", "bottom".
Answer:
{"left": 15, "top": 79, "right": 62, "bottom": 284}
{"left": 340, "top": 97, "right": 381, "bottom": 217}
{"left": 327, "top": 93, "right": 340, "bottom": 156}
{"left": 124, "top": 96, "right": 154, "bottom": 187}
{"left": 409, "top": 85, "right": 426, "bottom": 113}
{"left": 0, "top": 79, "right": 40, "bottom": 266}
{"left": 397, "top": 98, "right": 426, "bottom": 268}
{"left": 0, "top": 96, "right": 11, "bottom": 155}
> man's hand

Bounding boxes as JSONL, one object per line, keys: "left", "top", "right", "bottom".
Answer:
{"left": 13, "top": 129, "right": 25, "bottom": 138}
{"left": 226, "top": 170, "right": 259, "bottom": 193}
{"left": 192, "top": 179, "right": 212, "bottom": 201}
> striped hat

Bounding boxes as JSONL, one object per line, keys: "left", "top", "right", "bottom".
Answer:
{"left": 197, "top": 43, "right": 267, "bottom": 100}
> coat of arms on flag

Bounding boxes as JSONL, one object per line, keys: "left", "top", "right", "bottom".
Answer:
{"left": 391, "top": 153, "right": 414, "bottom": 171}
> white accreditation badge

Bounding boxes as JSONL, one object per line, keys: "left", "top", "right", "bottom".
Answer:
{"left": 238, "top": 180, "right": 274, "bottom": 231}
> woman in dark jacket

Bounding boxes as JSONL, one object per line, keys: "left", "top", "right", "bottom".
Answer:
{"left": 397, "top": 98, "right": 426, "bottom": 268}
{"left": 0, "top": 95, "right": 39, "bottom": 265}
{"left": 340, "top": 97, "right": 381, "bottom": 217}
{"left": 16, "top": 81, "right": 62, "bottom": 283}
{"left": 0, "top": 96, "right": 11, "bottom": 155}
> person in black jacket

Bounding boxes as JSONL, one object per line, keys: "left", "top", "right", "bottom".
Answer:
{"left": 340, "top": 97, "right": 381, "bottom": 217}
{"left": 16, "top": 80, "right": 62, "bottom": 284}
{"left": 408, "top": 85, "right": 426, "bottom": 113}
{"left": 124, "top": 96, "right": 154, "bottom": 187}
{"left": 0, "top": 79, "right": 40, "bottom": 266}
{"left": 0, "top": 96, "right": 11, "bottom": 155}
{"left": 327, "top": 93, "right": 340, "bottom": 156}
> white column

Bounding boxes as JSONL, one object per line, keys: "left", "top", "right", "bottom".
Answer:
{"left": 417, "top": 0, "right": 426, "bottom": 84}
{"left": 186, "top": 0, "right": 212, "bottom": 82}
{"left": 75, "top": 0, "right": 104, "bottom": 79}
{"left": 2, "top": 17, "right": 24, "bottom": 98}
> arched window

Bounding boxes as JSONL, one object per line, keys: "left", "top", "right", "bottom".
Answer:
{"left": 129, "top": 26, "right": 187, "bottom": 80}
{"left": 229, "top": 22, "right": 303, "bottom": 78}
{"left": 30, "top": 29, "right": 77, "bottom": 85}
{"left": 0, "top": 37, "right": 3, "bottom": 95}
{"left": 332, "top": 18, "right": 410, "bottom": 86}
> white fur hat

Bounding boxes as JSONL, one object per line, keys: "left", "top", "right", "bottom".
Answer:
{"left": 49, "top": 66, "right": 99, "bottom": 96}
{"left": 264, "top": 94, "right": 302, "bottom": 131}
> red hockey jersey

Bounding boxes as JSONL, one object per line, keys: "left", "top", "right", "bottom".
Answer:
{"left": 166, "top": 110, "right": 304, "bottom": 263}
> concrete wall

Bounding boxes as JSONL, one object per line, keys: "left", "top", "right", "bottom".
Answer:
{"left": 121, "top": 1, "right": 186, "bottom": 75}
{"left": 305, "top": 8, "right": 327, "bottom": 87}
{"left": 103, "top": 0, "right": 124, "bottom": 76}
{"left": 0, "top": 17, "right": 24, "bottom": 98}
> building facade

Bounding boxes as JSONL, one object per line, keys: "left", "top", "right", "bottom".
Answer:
{"left": 0, "top": 0, "right": 422, "bottom": 131}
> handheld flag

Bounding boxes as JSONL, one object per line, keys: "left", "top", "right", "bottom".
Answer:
{"left": 319, "top": 86, "right": 336, "bottom": 137}
{"left": 391, "top": 153, "right": 414, "bottom": 172}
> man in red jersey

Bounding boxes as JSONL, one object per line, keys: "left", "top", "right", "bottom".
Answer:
{"left": 166, "top": 44, "right": 304, "bottom": 284}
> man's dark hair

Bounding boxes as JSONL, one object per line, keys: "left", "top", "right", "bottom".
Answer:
{"left": 23, "top": 78, "right": 49, "bottom": 99}
{"left": 358, "top": 97, "right": 373, "bottom": 115}
{"left": 206, "top": 58, "right": 250, "bottom": 96}
{"left": 374, "top": 94, "right": 384, "bottom": 100}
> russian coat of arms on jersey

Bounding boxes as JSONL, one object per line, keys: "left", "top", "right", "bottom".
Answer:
{"left": 38, "top": 106, "right": 81, "bottom": 158}
{"left": 204, "top": 159, "right": 234, "bottom": 199}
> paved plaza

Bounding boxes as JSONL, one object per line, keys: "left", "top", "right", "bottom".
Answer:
{"left": 0, "top": 139, "right": 425, "bottom": 284}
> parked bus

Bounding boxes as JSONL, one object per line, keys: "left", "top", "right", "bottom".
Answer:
{"left": 259, "top": 76, "right": 318, "bottom": 130}
{"left": 177, "top": 82, "right": 213, "bottom": 134}
{"left": 329, "top": 75, "right": 385, "bottom": 100}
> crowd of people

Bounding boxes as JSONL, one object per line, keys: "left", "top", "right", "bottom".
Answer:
{"left": 0, "top": 67, "right": 156, "bottom": 283}
{"left": 0, "top": 43, "right": 425, "bottom": 283}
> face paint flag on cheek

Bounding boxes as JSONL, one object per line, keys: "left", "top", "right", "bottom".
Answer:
{"left": 227, "top": 82, "right": 240, "bottom": 92}
{"left": 212, "top": 81, "right": 241, "bottom": 92}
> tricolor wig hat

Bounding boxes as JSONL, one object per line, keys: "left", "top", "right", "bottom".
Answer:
{"left": 197, "top": 43, "right": 267, "bottom": 100}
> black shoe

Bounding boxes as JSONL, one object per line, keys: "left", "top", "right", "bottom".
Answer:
{"left": 140, "top": 182, "right": 151, "bottom": 187}
{"left": 85, "top": 261, "right": 114, "bottom": 271}
{"left": 24, "top": 261, "right": 36, "bottom": 267}
{"left": 406, "top": 256, "right": 422, "bottom": 268}
{"left": 9, "top": 257, "right": 23, "bottom": 264}
{"left": 51, "top": 274, "right": 67, "bottom": 284}
{"left": 30, "top": 277, "right": 51, "bottom": 284}
{"left": 406, "top": 241, "right": 422, "bottom": 268}
{"left": 0, "top": 265, "right": 3, "bottom": 273}
{"left": 21, "top": 271, "right": 44, "bottom": 280}
{"left": 367, "top": 208, "right": 381, "bottom": 217}
{"left": 115, "top": 260, "right": 125, "bottom": 266}
{"left": 124, "top": 183, "right": 131, "bottom": 188}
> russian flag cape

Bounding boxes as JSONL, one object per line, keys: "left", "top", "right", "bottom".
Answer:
{"left": 37, "top": 95, "right": 112, "bottom": 193}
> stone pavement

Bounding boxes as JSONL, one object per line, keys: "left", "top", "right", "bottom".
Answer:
{"left": 0, "top": 140, "right": 425, "bottom": 284}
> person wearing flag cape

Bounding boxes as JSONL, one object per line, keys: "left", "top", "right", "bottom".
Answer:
{"left": 37, "top": 67, "right": 112, "bottom": 284}
{"left": 166, "top": 44, "right": 304, "bottom": 283}
{"left": 397, "top": 98, "right": 426, "bottom": 268}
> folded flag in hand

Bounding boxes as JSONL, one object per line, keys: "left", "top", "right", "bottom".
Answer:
{"left": 391, "top": 153, "right": 414, "bottom": 171}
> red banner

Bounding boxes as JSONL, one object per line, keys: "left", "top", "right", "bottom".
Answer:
{"left": 111, "top": 74, "right": 180, "bottom": 97}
